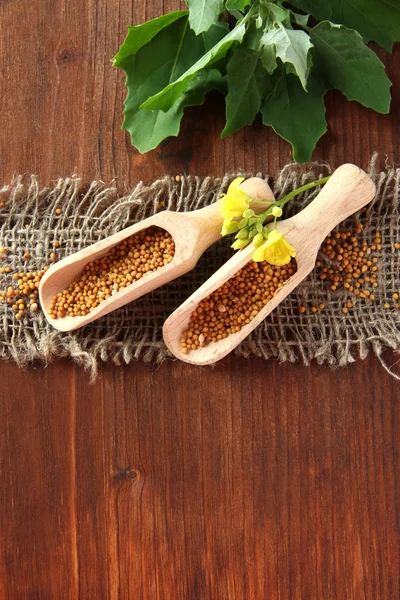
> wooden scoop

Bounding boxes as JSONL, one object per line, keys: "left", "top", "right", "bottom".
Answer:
{"left": 163, "top": 164, "right": 376, "bottom": 366}
{"left": 39, "top": 178, "right": 274, "bottom": 332}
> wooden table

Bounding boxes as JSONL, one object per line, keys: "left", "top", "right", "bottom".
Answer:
{"left": 0, "top": 2, "right": 399, "bottom": 598}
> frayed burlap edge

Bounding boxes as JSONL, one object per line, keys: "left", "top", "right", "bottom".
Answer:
{"left": 0, "top": 155, "right": 399, "bottom": 379}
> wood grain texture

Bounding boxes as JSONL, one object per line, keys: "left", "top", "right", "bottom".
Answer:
{"left": 0, "top": 358, "right": 399, "bottom": 599}
{"left": 0, "top": 1, "right": 399, "bottom": 599}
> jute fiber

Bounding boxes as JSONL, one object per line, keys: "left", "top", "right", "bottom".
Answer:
{"left": 0, "top": 157, "right": 399, "bottom": 378}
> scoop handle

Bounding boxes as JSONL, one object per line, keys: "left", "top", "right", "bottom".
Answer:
{"left": 289, "top": 164, "right": 376, "bottom": 245}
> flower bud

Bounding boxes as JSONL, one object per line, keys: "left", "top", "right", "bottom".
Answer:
{"left": 238, "top": 218, "right": 249, "bottom": 229}
{"left": 262, "top": 226, "right": 270, "bottom": 237}
{"left": 236, "top": 227, "right": 249, "bottom": 240}
{"left": 272, "top": 206, "right": 283, "bottom": 217}
{"left": 253, "top": 233, "right": 264, "bottom": 247}
{"left": 221, "top": 221, "right": 239, "bottom": 236}
{"left": 243, "top": 209, "right": 255, "bottom": 218}
{"left": 248, "top": 227, "right": 257, "bottom": 239}
{"left": 231, "top": 238, "right": 250, "bottom": 250}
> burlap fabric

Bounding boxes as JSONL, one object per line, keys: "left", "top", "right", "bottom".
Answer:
{"left": 0, "top": 157, "right": 399, "bottom": 378}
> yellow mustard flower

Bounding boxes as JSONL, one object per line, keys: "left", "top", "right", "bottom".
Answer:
{"left": 252, "top": 230, "right": 296, "bottom": 266}
{"left": 220, "top": 177, "right": 250, "bottom": 223}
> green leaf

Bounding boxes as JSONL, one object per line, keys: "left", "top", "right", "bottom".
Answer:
{"left": 260, "top": 26, "right": 313, "bottom": 90}
{"left": 202, "top": 21, "right": 230, "bottom": 50}
{"left": 261, "top": 72, "right": 328, "bottom": 163}
{"left": 266, "top": 4, "right": 291, "bottom": 26}
{"left": 288, "top": 0, "right": 400, "bottom": 52}
{"left": 112, "top": 11, "right": 188, "bottom": 67}
{"left": 243, "top": 18, "right": 277, "bottom": 74}
{"left": 225, "top": 0, "right": 249, "bottom": 10}
{"left": 291, "top": 12, "right": 310, "bottom": 27}
{"left": 129, "top": 70, "right": 226, "bottom": 152}
{"left": 186, "top": 0, "right": 224, "bottom": 35}
{"left": 141, "top": 21, "right": 246, "bottom": 112}
{"left": 222, "top": 47, "right": 272, "bottom": 137}
{"left": 310, "top": 22, "right": 392, "bottom": 113}
{"left": 243, "top": 18, "right": 263, "bottom": 50}
{"left": 117, "top": 16, "right": 227, "bottom": 152}
{"left": 260, "top": 44, "right": 277, "bottom": 74}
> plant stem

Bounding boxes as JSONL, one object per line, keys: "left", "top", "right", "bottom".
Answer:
{"left": 228, "top": 10, "right": 243, "bottom": 19}
{"left": 252, "top": 176, "right": 331, "bottom": 224}
{"left": 277, "top": 176, "right": 331, "bottom": 207}
{"left": 240, "top": 2, "right": 259, "bottom": 25}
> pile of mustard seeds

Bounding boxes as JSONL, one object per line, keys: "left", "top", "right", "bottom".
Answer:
{"left": 48, "top": 226, "right": 175, "bottom": 319}
{"left": 180, "top": 259, "right": 297, "bottom": 352}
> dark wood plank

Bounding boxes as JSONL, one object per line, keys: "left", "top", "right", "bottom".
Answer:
{"left": 0, "top": 357, "right": 399, "bottom": 599}
{"left": 0, "top": 364, "right": 78, "bottom": 598}
{"left": 0, "top": 0, "right": 399, "bottom": 598}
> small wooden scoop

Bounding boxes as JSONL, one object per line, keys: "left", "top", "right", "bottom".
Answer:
{"left": 39, "top": 178, "right": 273, "bottom": 332}
{"left": 163, "top": 164, "right": 376, "bottom": 365}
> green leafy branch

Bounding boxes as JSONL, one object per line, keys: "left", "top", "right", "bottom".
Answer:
{"left": 113, "top": 0, "right": 398, "bottom": 163}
